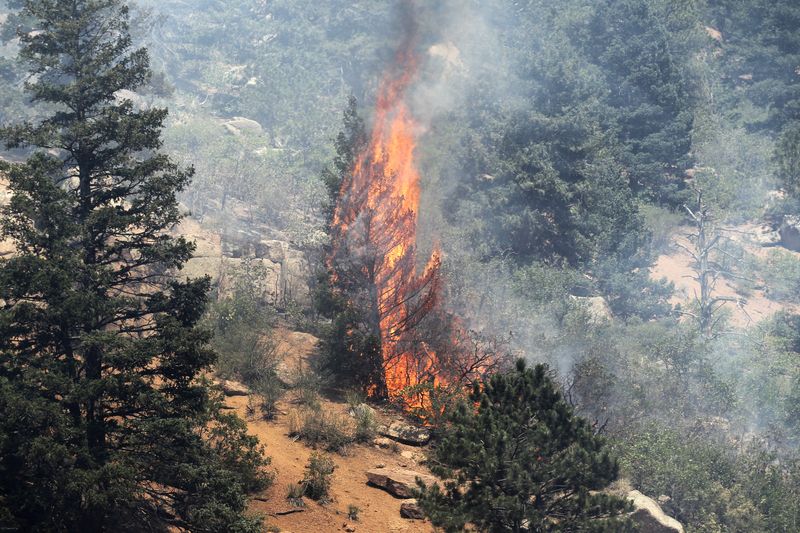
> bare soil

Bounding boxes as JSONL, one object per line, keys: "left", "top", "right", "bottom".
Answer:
{"left": 228, "top": 392, "right": 435, "bottom": 533}
{"left": 650, "top": 224, "right": 799, "bottom": 327}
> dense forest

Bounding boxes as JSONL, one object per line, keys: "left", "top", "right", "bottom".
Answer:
{"left": 1, "top": 0, "right": 800, "bottom": 532}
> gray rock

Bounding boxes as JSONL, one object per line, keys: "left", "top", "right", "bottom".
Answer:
{"left": 365, "top": 468, "right": 437, "bottom": 499}
{"left": 381, "top": 421, "right": 431, "bottom": 446}
{"left": 400, "top": 499, "right": 425, "bottom": 519}
{"left": 373, "top": 437, "right": 394, "bottom": 449}
{"left": 222, "top": 117, "right": 263, "bottom": 136}
{"left": 628, "top": 490, "right": 684, "bottom": 533}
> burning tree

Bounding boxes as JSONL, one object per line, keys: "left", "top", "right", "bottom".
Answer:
{"left": 320, "top": 35, "right": 501, "bottom": 408}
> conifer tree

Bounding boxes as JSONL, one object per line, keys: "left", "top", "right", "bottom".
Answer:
{"left": 0, "top": 1, "right": 269, "bottom": 530}
{"left": 417, "top": 360, "right": 631, "bottom": 532}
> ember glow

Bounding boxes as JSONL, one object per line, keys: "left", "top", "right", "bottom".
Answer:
{"left": 330, "top": 43, "right": 447, "bottom": 405}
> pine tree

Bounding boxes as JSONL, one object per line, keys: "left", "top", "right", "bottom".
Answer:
{"left": 0, "top": 1, "right": 269, "bottom": 530}
{"left": 417, "top": 360, "right": 631, "bottom": 532}
{"left": 316, "top": 97, "right": 384, "bottom": 392}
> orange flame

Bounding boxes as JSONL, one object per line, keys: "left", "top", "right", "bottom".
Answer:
{"left": 330, "top": 44, "right": 445, "bottom": 407}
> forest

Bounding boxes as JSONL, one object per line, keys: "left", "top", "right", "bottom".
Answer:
{"left": 1, "top": 0, "right": 800, "bottom": 532}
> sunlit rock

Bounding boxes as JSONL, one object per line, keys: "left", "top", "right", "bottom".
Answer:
{"left": 400, "top": 499, "right": 424, "bottom": 519}
{"left": 380, "top": 421, "right": 431, "bottom": 446}
{"left": 628, "top": 490, "right": 684, "bottom": 533}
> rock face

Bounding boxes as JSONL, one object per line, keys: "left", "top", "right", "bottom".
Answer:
{"left": 628, "top": 490, "right": 684, "bottom": 533}
{"left": 400, "top": 499, "right": 425, "bottom": 519}
{"left": 176, "top": 218, "right": 311, "bottom": 308}
{"left": 274, "top": 331, "right": 319, "bottom": 387}
{"left": 365, "top": 468, "right": 437, "bottom": 499}
{"left": 380, "top": 421, "right": 431, "bottom": 446}
{"left": 217, "top": 379, "right": 250, "bottom": 397}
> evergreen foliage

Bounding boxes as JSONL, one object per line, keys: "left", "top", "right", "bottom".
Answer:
{"left": 315, "top": 97, "right": 383, "bottom": 392}
{"left": 0, "top": 1, "right": 269, "bottom": 530}
{"left": 417, "top": 359, "right": 631, "bottom": 532}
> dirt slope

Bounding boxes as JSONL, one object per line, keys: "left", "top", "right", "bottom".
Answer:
{"left": 227, "top": 392, "right": 435, "bottom": 533}
{"left": 650, "top": 224, "right": 799, "bottom": 327}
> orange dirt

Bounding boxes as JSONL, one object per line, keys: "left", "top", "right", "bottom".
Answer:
{"left": 227, "top": 392, "right": 436, "bottom": 533}
{"left": 650, "top": 224, "right": 799, "bottom": 327}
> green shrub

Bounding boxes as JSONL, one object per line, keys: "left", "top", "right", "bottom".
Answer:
{"left": 287, "top": 408, "right": 354, "bottom": 453}
{"left": 352, "top": 404, "right": 377, "bottom": 443}
{"left": 253, "top": 372, "right": 284, "bottom": 420}
{"left": 286, "top": 483, "right": 305, "bottom": 507}
{"left": 301, "top": 453, "right": 335, "bottom": 502}
{"left": 762, "top": 250, "right": 800, "bottom": 302}
{"left": 347, "top": 504, "right": 360, "bottom": 521}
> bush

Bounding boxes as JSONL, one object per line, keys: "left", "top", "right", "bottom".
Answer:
{"left": 208, "top": 259, "right": 279, "bottom": 386}
{"left": 285, "top": 483, "right": 305, "bottom": 507}
{"left": 641, "top": 204, "right": 683, "bottom": 255}
{"left": 616, "top": 426, "right": 764, "bottom": 531}
{"left": 352, "top": 404, "right": 377, "bottom": 443}
{"left": 293, "top": 368, "right": 322, "bottom": 409}
{"left": 762, "top": 250, "right": 800, "bottom": 302}
{"left": 417, "top": 360, "right": 631, "bottom": 532}
{"left": 287, "top": 408, "right": 354, "bottom": 453}
{"left": 301, "top": 453, "right": 335, "bottom": 502}
{"left": 347, "top": 504, "right": 360, "bottom": 521}
{"left": 253, "top": 372, "right": 284, "bottom": 420}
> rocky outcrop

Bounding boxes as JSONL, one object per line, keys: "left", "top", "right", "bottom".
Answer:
{"left": 400, "top": 499, "right": 425, "bottom": 519}
{"left": 223, "top": 117, "right": 263, "bottom": 137}
{"left": 216, "top": 379, "right": 250, "bottom": 397}
{"left": 365, "top": 468, "right": 437, "bottom": 499}
{"left": 380, "top": 421, "right": 431, "bottom": 446}
{"left": 176, "top": 217, "right": 311, "bottom": 307}
{"left": 274, "top": 331, "right": 319, "bottom": 387}
{"left": 628, "top": 490, "right": 684, "bottom": 533}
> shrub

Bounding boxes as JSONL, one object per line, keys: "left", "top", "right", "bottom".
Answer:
{"left": 347, "top": 504, "right": 360, "bottom": 521}
{"left": 301, "top": 452, "right": 335, "bottom": 502}
{"left": 417, "top": 360, "right": 631, "bottom": 532}
{"left": 287, "top": 408, "right": 354, "bottom": 453}
{"left": 299, "top": 410, "right": 353, "bottom": 453}
{"left": 352, "top": 404, "right": 377, "bottom": 443}
{"left": 293, "top": 368, "right": 322, "bottom": 409}
{"left": 253, "top": 372, "right": 284, "bottom": 420}
{"left": 286, "top": 483, "right": 305, "bottom": 507}
{"left": 344, "top": 389, "right": 366, "bottom": 411}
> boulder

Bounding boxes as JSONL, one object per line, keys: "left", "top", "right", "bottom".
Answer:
{"left": 628, "top": 490, "right": 684, "bottom": 533}
{"left": 780, "top": 216, "right": 800, "bottom": 252}
{"left": 569, "top": 295, "right": 612, "bottom": 323}
{"left": 381, "top": 421, "right": 431, "bottom": 446}
{"left": 222, "top": 117, "right": 263, "bottom": 136}
{"left": 217, "top": 379, "right": 250, "bottom": 397}
{"left": 400, "top": 499, "right": 425, "bottom": 519}
{"left": 274, "top": 331, "right": 318, "bottom": 387}
{"left": 366, "top": 468, "right": 437, "bottom": 499}
{"left": 372, "top": 437, "right": 394, "bottom": 449}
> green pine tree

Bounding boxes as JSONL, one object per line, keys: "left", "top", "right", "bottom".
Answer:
{"left": 417, "top": 360, "right": 631, "bottom": 532}
{"left": 316, "top": 97, "right": 385, "bottom": 393}
{"left": 0, "top": 1, "right": 270, "bottom": 530}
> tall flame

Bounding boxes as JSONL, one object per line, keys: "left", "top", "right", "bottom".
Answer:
{"left": 330, "top": 43, "right": 445, "bottom": 405}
